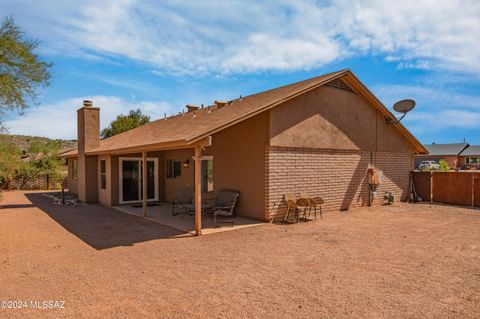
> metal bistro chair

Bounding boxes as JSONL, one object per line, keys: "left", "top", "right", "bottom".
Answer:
{"left": 209, "top": 190, "right": 240, "bottom": 227}
{"left": 172, "top": 188, "right": 194, "bottom": 216}
{"left": 300, "top": 192, "right": 324, "bottom": 220}
{"left": 284, "top": 193, "right": 309, "bottom": 223}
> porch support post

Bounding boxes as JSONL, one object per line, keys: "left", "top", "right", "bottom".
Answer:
{"left": 142, "top": 151, "right": 147, "bottom": 217}
{"left": 194, "top": 144, "right": 202, "bottom": 236}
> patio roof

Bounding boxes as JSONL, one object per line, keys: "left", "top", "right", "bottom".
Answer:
{"left": 58, "top": 69, "right": 428, "bottom": 157}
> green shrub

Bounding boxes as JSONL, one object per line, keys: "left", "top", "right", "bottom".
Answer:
{"left": 438, "top": 160, "right": 450, "bottom": 172}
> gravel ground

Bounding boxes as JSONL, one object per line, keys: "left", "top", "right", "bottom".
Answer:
{"left": 1, "top": 191, "right": 479, "bottom": 318}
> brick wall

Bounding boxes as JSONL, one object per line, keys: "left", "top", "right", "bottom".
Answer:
{"left": 265, "top": 147, "right": 413, "bottom": 221}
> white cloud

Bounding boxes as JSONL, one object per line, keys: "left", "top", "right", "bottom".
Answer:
{"left": 375, "top": 85, "right": 480, "bottom": 111}
{"left": 3, "top": 96, "right": 172, "bottom": 139}
{"left": 2, "top": 0, "right": 479, "bottom": 75}
{"left": 374, "top": 84, "right": 480, "bottom": 133}
{"left": 404, "top": 110, "right": 480, "bottom": 135}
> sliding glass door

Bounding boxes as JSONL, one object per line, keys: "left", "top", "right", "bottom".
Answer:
{"left": 119, "top": 158, "right": 158, "bottom": 203}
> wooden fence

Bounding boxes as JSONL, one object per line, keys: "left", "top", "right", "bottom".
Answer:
{"left": 411, "top": 171, "right": 480, "bottom": 207}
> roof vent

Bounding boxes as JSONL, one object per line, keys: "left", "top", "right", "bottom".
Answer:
{"left": 325, "top": 78, "right": 355, "bottom": 93}
{"left": 215, "top": 100, "right": 227, "bottom": 109}
{"left": 186, "top": 104, "right": 199, "bottom": 113}
{"left": 83, "top": 100, "right": 93, "bottom": 107}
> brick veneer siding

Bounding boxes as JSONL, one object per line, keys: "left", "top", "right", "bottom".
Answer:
{"left": 265, "top": 147, "right": 413, "bottom": 221}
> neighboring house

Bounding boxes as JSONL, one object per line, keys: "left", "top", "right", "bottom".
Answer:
{"left": 58, "top": 69, "right": 427, "bottom": 234}
{"left": 459, "top": 145, "right": 480, "bottom": 170}
{"left": 415, "top": 143, "right": 469, "bottom": 169}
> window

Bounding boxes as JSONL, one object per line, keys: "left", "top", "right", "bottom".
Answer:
{"left": 100, "top": 159, "right": 107, "bottom": 189}
{"left": 201, "top": 158, "right": 213, "bottom": 192}
{"left": 466, "top": 157, "right": 480, "bottom": 164}
{"left": 119, "top": 157, "right": 158, "bottom": 203}
{"left": 166, "top": 159, "right": 181, "bottom": 179}
{"left": 72, "top": 159, "right": 78, "bottom": 179}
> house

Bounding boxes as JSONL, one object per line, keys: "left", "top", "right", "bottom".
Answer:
{"left": 415, "top": 143, "right": 469, "bottom": 169}
{"left": 58, "top": 69, "right": 427, "bottom": 235}
{"left": 459, "top": 145, "right": 480, "bottom": 170}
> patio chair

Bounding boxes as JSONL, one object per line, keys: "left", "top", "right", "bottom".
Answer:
{"left": 206, "top": 189, "right": 240, "bottom": 226}
{"left": 284, "top": 193, "right": 309, "bottom": 223}
{"left": 285, "top": 198, "right": 299, "bottom": 223}
{"left": 300, "top": 192, "right": 323, "bottom": 220}
{"left": 172, "top": 188, "right": 194, "bottom": 216}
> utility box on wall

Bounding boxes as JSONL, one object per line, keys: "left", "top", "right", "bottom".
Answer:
{"left": 368, "top": 168, "right": 383, "bottom": 185}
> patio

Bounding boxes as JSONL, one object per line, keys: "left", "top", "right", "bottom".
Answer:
{"left": 114, "top": 202, "right": 264, "bottom": 235}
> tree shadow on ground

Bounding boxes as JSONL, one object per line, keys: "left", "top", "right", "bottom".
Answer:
{"left": 25, "top": 193, "right": 188, "bottom": 250}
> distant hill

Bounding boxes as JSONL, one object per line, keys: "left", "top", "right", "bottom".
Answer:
{"left": 0, "top": 134, "right": 77, "bottom": 152}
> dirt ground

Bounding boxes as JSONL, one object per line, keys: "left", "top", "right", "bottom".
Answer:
{"left": 1, "top": 191, "right": 479, "bottom": 318}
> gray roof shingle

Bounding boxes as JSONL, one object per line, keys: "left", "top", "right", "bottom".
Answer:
{"left": 423, "top": 143, "right": 469, "bottom": 156}
{"left": 461, "top": 145, "right": 480, "bottom": 156}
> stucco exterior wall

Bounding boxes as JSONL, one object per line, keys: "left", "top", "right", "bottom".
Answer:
{"left": 204, "top": 111, "right": 269, "bottom": 220}
{"left": 163, "top": 149, "right": 194, "bottom": 203}
{"left": 111, "top": 155, "right": 119, "bottom": 205}
{"left": 76, "top": 106, "right": 100, "bottom": 203}
{"left": 269, "top": 85, "right": 414, "bottom": 153}
{"left": 83, "top": 155, "right": 98, "bottom": 202}
{"left": 67, "top": 157, "right": 78, "bottom": 195}
{"left": 98, "top": 155, "right": 111, "bottom": 206}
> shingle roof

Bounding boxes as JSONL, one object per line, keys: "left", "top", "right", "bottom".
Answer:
{"left": 423, "top": 143, "right": 469, "bottom": 156}
{"left": 460, "top": 145, "right": 480, "bottom": 156}
{"left": 59, "top": 69, "right": 427, "bottom": 156}
{"left": 57, "top": 147, "right": 78, "bottom": 157}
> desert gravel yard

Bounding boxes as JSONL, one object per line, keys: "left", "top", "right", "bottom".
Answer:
{"left": 1, "top": 191, "right": 479, "bottom": 318}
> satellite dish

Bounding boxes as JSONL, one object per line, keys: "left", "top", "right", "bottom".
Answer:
{"left": 386, "top": 99, "right": 416, "bottom": 125}
{"left": 393, "top": 99, "right": 416, "bottom": 114}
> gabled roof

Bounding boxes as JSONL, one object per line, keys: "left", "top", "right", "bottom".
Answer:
{"left": 423, "top": 143, "right": 469, "bottom": 156}
{"left": 460, "top": 145, "right": 480, "bottom": 156}
{"left": 60, "top": 69, "right": 428, "bottom": 157}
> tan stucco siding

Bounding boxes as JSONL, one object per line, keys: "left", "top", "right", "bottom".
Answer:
{"left": 269, "top": 85, "right": 415, "bottom": 154}
{"left": 163, "top": 149, "right": 194, "bottom": 203}
{"left": 67, "top": 157, "right": 78, "bottom": 195}
{"left": 75, "top": 153, "right": 98, "bottom": 202}
{"left": 84, "top": 155, "right": 98, "bottom": 202}
{"left": 111, "top": 155, "right": 119, "bottom": 205}
{"left": 98, "top": 155, "right": 111, "bottom": 206}
{"left": 204, "top": 111, "right": 269, "bottom": 220}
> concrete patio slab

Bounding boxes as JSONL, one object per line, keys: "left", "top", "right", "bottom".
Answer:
{"left": 113, "top": 202, "right": 264, "bottom": 235}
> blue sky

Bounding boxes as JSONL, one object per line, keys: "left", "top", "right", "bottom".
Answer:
{"left": 1, "top": 0, "right": 479, "bottom": 144}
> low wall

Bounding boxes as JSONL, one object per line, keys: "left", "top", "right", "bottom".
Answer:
{"left": 412, "top": 171, "right": 480, "bottom": 207}
{"left": 2, "top": 174, "right": 67, "bottom": 191}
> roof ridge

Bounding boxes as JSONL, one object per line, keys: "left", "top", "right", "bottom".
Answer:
{"left": 228, "top": 69, "right": 349, "bottom": 103}
{"left": 426, "top": 142, "right": 468, "bottom": 145}
{"left": 95, "top": 69, "right": 349, "bottom": 147}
